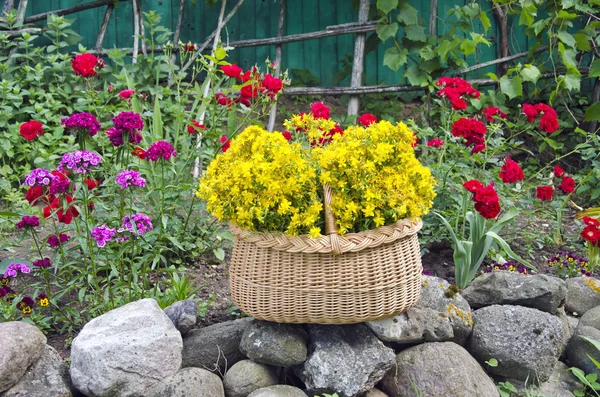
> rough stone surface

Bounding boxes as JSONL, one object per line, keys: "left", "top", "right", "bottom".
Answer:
{"left": 247, "top": 385, "right": 308, "bottom": 397}
{"left": 462, "top": 271, "right": 567, "bottom": 314}
{"left": 240, "top": 321, "right": 307, "bottom": 367}
{"left": 380, "top": 342, "right": 498, "bottom": 397}
{"left": 182, "top": 317, "right": 254, "bottom": 373}
{"left": 1, "top": 345, "right": 71, "bottom": 397}
{"left": 70, "top": 298, "right": 183, "bottom": 397}
{"left": 366, "top": 307, "right": 454, "bottom": 343}
{"left": 565, "top": 276, "right": 600, "bottom": 315}
{"left": 567, "top": 325, "right": 600, "bottom": 378}
{"left": 557, "top": 307, "right": 575, "bottom": 357}
{"left": 365, "top": 389, "right": 389, "bottom": 397}
{"left": 294, "top": 324, "right": 395, "bottom": 397}
{"left": 149, "top": 368, "right": 224, "bottom": 397}
{"left": 580, "top": 305, "right": 600, "bottom": 330}
{"left": 536, "top": 361, "right": 582, "bottom": 397}
{"left": 222, "top": 360, "right": 278, "bottom": 397}
{"left": 0, "top": 321, "right": 47, "bottom": 393}
{"left": 416, "top": 275, "right": 473, "bottom": 344}
{"left": 164, "top": 300, "right": 197, "bottom": 336}
{"left": 468, "top": 305, "right": 564, "bottom": 383}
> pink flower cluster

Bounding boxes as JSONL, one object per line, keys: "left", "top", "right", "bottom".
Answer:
{"left": 115, "top": 170, "right": 146, "bottom": 190}
{"left": 61, "top": 112, "right": 102, "bottom": 137}
{"left": 58, "top": 150, "right": 102, "bottom": 174}
{"left": 90, "top": 225, "right": 116, "bottom": 248}
{"left": 145, "top": 141, "right": 176, "bottom": 162}
{"left": 23, "top": 168, "right": 57, "bottom": 187}
{"left": 3, "top": 263, "right": 31, "bottom": 278}
{"left": 33, "top": 258, "right": 51, "bottom": 268}
{"left": 16, "top": 215, "right": 40, "bottom": 229}
{"left": 47, "top": 233, "right": 70, "bottom": 247}
{"left": 120, "top": 213, "right": 153, "bottom": 235}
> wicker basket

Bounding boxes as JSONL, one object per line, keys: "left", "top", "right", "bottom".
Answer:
{"left": 228, "top": 184, "right": 423, "bottom": 324}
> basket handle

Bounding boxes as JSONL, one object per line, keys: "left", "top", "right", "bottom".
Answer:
{"left": 323, "top": 184, "right": 342, "bottom": 255}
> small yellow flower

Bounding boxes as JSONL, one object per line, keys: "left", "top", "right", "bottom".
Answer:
{"left": 309, "top": 227, "right": 321, "bottom": 238}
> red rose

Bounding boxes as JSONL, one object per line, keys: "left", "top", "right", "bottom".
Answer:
{"left": 119, "top": 89, "right": 135, "bottom": 99}
{"left": 540, "top": 114, "right": 559, "bottom": 134}
{"left": 536, "top": 186, "right": 554, "bottom": 201}
{"left": 220, "top": 136, "right": 231, "bottom": 152}
{"left": 482, "top": 106, "right": 507, "bottom": 122}
{"left": 583, "top": 216, "right": 600, "bottom": 227}
{"left": 435, "top": 77, "right": 480, "bottom": 110}
{"left": 282, "top": 131, "right": 292, "bottom": 141}
{"left": 357, "top": 113, "right": 377, "bottom": 127}
{"left": 240, "top": 83, "right": 260, "bottom": 98}
{"left": 522, "top": 104, "right": 539, "bottom": 123}
{"left": 581, "top": 225, "right": 600, "bottom": 245}
{"left": 534, "top": 103, "right": 557, "bottom": 117}
{"left": 452, "top": 118, "right": 486, "bottom": 153}
{"left": 215, "top": 93, "right": 232, "bottom": 106}
{"left": 471, "top": 143, "right": 486, "bottom": 154}
{"left": 473, "top": 183, "right": 499, "bottom": 205}
{"left": 499, "top": 157, "right": 524, "bottom": 184}
{"left": 235, "top": 96, "right": 251, "bottom": 107}
{"left": 183, "top": 42, "right": 196, "bottom": 53}
{"left": 427, "top": 138, "right": 443, "bottom": 148}
{"left": 463, "top": 179, "right": 484, "bottom": 193}
{"left": 221, "top": 64, "right": 243, "bottom": 78}
{"left": 187, "top": 120, "right": 206, "bottom": 134}
{"left": 449, "top": 96, "right": 467, "bottom": 111}
{"left": 43, "top": 195, "right": 79, "bottom": 224}
{"left": 553, "top": 165, "right": 564, "bottom": 178}
{"left": 262, "top": 74, "right": 283, "bottom": 94}
{"left": 131, "top": 147, "right": 146, "bottom": 160}
{"left": 71, "top": 53, "right": 102, "bottom": 77}
{"left": 20, "top": 121, "right": 44, "bottom": 140}
{"left": 558, "top": 176, "right": 575, "bottom": 194}
{"left": 310, "top": 102, "right": 330, "bottom": 119}
{"left": 474, "top": 200, "right": 501, "bottom": 219}
{"left": 25, "top": 186, "right": 44, "bottom": 205}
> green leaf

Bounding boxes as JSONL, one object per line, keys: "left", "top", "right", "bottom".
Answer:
{"left": 405, "top": 64, "right": 428, "bottom": 86}
{"left": 557, "top": 10, "right": 578, "bottom": 20}
{"left": 486, "top": 358, "right": 498, "bottom": 367}
{"left": 383, "top": 47, "right": 408, "bottom": 72}
{"left": 397, "top": 2, "right": 419, "bottom": 25}
{"left": 480, "top": 10, "right": 491, "bottom": 32}
{"left": 521, "top": 65, "right": 541, "bottom": 83}
{"left": 486, "top": 231, "right": 536, "bottom": 271}
{"left": 581, "top": 336, "right": 600, "bottom": 352}
{"left": 376, "top": 21, "right": 398, "bottom": 42}
{"left": 558, "top": 42, "right": 577, "bottom": 67}
{"left": 557, "top": 30, "right": 576, "bottom": 47}
{"left": 519, "top": 6, "right": 536, "bottom": 26}
{"left": 436, "top": 40, "right": 454, "bottom": 63}
{"left": 213, "top": 247, "right": 225, "bottom": 261}
{"left": 574, "top": 33, "right": 591, "bottom": 51}
{"left": 499, "top": 75, "right": 523, "bottom": 99}
{"left": 564, "top": 70, "right": 581, "bottom": 92}
{"left": 584, "top": 102, "right": 600, "bottom": 121}
{"left": 590, "top": 59, "right": 600, "bottom": 78}
{"left": 419, "top": 46, "right": 436, "bottom": 61}
{"left": 153, "top": 96, "right": 163, "bottom": 138}
{"left": 214, "top": 47, "right": 227, "bottom": 61}
{"left": 377, "top": 0, "right": 398, "bottom": 14}
{"left": 405, "top": 25, "right": 426, "bottom": 42}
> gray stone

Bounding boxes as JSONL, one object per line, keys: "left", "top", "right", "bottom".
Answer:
{"left": 366, "top": 307, "right": 454, "bottom": 343}
{"left": 565, "top": 276, "right": 600, "bottom": 315}
{"left": 416, "top": 275, "right": 473, "bottom": 344}
{"left": 365, "top": 389, "right": 389, "bottom": 397}
{"left": 462, "top": 271, "right": 566, "bottom": 314}
{"left": 380, "top": 342, "right": 498, "bottom": 397}
{"left": 164, "top": 300, "right": 197, "bottom": 336}
{"left": 1, "top": 345, "right": 71, "bottom": 397}
{"left": 0, "top": 322, "right": 47, "bottom": 393}
{"left": 149, "top": 368, "right": 224, "bottom": 397}
{"left": 468, "top": 305, "right": 564, "bottom": 383}
{"left": 247, "top": 385, "right": 308, "bottom": 397}
{"left": 240, "top": 321, "right": 307, "bottom": 367}
{"left": 536, "top": 361, "right": 582, "bottom": 397}
{"left": 182, "top": 317, "right": 254, "bottom": 373}
{"left": 70, "top": 298, "right": 183, "bottom": 397}
{"left": 294, "top": 324, "right": 395, "bottom": 397}
{"left": 223, "top": 360, "right": 278, "bottom": 397}
{"left": 557, "top": 307, "right": 575, "bottom": 358}
{"left": 580, "top": 305, "right": 600, "bottom": 330}
{"left": 566, "top": 326, "right": 600, "bottom": 378}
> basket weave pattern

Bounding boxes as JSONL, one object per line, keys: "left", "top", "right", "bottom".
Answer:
{"left": 228, "top": 185, "right": 423, "bottom": 324}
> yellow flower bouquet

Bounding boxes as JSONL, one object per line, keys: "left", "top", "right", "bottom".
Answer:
{"left": 197, "top": 103, "right": 436, "bottom": 324}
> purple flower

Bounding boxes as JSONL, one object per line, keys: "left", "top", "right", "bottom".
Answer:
{"left": 58, "top": 150, "right": 102, "bottom": 174}
{"left": 3, "top": 263, "right": 31, "bottom": 278}
{"left": 115, "top": 170, "right": 146, "bottom": 190}
{"left": 120, "top": 213, "right": 153, "bottom": 236}
{"left": 16, "top": 216, "right": 40, "bottom": 229}
{"left": 113, "top": 111, "right": 144, "bottom": 132}
{"left": 61, "top": 112, "right": 102, "bottom": 137}
{"left": 146, "top": 141, "right": 177, "bottom": 162}
{"left": 33, "top": 258, "right": 51, "bottom": 268}
{"left": 23, "top": 168, "right": 56, "bottom": 187}
{"left": 106, "top": 128, "right": 143, "bottom": 147}
{"left": 47, "top": 233, "right": 70, "bottom": 247}
{"left": 90, "top": 225, "right": 116, "bottom": 248}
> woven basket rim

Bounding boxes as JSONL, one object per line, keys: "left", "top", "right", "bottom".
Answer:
{"left": 230, "top": 218, "right": 423, "bottom": 254}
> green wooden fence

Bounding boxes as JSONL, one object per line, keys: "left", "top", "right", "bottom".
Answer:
{"left": 23, "top": 0, "right": 532, "bottom": 86}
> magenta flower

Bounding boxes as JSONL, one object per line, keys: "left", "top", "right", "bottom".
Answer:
{"left": 106, "top": 128, "right": 143, "bottom": 147}
{"left": 120, "top": 213, "right": 153, "bottom": 236}
{"left": 61, "top": 112, "right": 102, "bottom": 137}
{"left": 33, "top": 258, "right": 51, "bottom": 268}
{"left": 119, "top": 89, "right": 135, "bottom": 99}
{"left": 16, "top": 216, "right": 40, "bottom": 229}
{"left": 58, "top": 150, "right": 102, "bottom": 174}
{"left": 90, "top": 225, "right": 116, "bottom": 248}
{"left": 113, "top": 111, "right": 144, "bottom": 132}
{"left": 3, "top": 263, "right": 31, "bottom": 278}
{"left": 23, "top": 168, "right": 56, "bottom": 187}
{"left": 47, "top": 233, "right": 70, "bottom": 247}
{"left": 115, "top": 170, "right": 146, "bottom": 190}
{"left": 145, "top": 141, "right": 177, "bottom": 162}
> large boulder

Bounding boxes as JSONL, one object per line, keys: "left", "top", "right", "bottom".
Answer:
{"left": 164, "top": 300, "right": 197, "bottom": 336}
{"left": 417, "top": 275, "right": 473, "bottom": 344}
{"left": 366, "top": 307, "right": 454, "bottom": 343}
{"left": 462, "top": 271, "right": 566, "bottom": 314}
{"left": 240, "top": 321, "right": 307, "bottom": 367}
{"left": 247, "top": 385, "right": 308, "bottom": 397}
{"left": 222, "top": 360, "right": 278, "bottom": 397}
{"left": 566, "top": 326, "right": 600, "bottom": 378}
{"left": 182, "top": 318, "right": 254, "bottom": 373}
{"left": 149, "top": 368, "right": 224, "bottom": 397}
{"left": 536, "top": 361, "right": 582, "bottom": 397}
{"left": 0, "top": 322, "right": 47, "bottom": 393}
{"left": 468, "top": 305, "right": 564, "bottom": 383}
{"left": 294, "top": 324, "right": 395, "bottom": 397}
{"left": 380, "top": 342, "right": 498, "bottom": 397}
{"left": 70, "top": 298, "right": 183, "bottom": 397}
{"left": 1, "top": 345, "right": 71, "bottom": 397}
{"left": 565, "top": 276, "right": 600, "bottom": 315}
{"left": 365, "top": 389, "right": 389, "bottom": 397}
{"left": 580, "top": 305, "right": 600, "bottom": 330}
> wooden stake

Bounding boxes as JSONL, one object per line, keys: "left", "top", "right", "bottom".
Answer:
{"left": 2, "top": 0, "right": 15, "bottom": 16}
{"left": 267, "top": 0, "right": 285, "bottom": 132}
{"left": 137, "top": 0, "right": 146, "bottom": 56}
{"left": 132, "top": 0, "right": 139, "bottom": 63}
{"left": 492, "top": 3, "right": 509, "bottom": 76}
{"left": 96, "top": 4, "right": 114, "bottom": 53}
{"left": 171, "top": 0, "right": 186, "bottom": 66}
{"left": 24, "top": 0, "right": 127, "bottom": 24}
{"left": 347, "top": 0, "right": 370, "bottom": 116}
{"left": 15, "top": 0, "right": 27, "bottom": 24}
{"left": 428, "top": 0, "right": 437, "bottom": 37}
